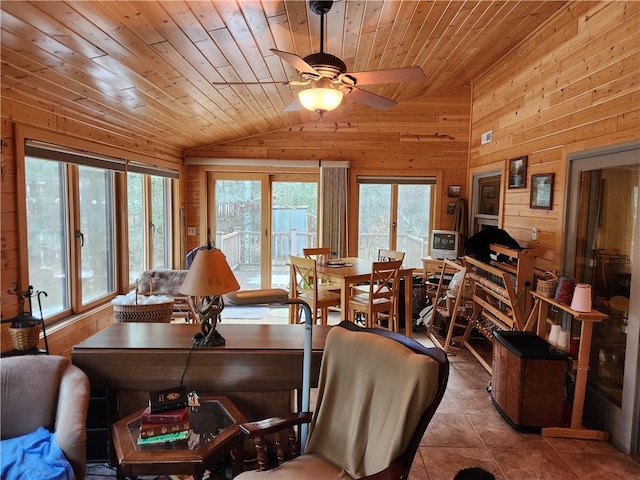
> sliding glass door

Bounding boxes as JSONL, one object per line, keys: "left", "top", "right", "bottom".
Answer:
{"left": 210, "top": 173, "right": 318, "bottom": 290}
{"left": 271, "top": 176, "right": 318, "bottom": 288}
{"left": 357, "top": 178, "right": 434, "bottom": 268}
{"left": 565, "top": 141, "right": 639, "bottom": 453}
{"left": 213, "top": 177, "right": 263, "bottom": 291}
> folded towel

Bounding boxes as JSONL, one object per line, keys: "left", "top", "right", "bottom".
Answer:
{"left": 0, "top": 427, "right": 73, "bottom": 480}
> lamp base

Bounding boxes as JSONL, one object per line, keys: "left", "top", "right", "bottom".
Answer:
{"left": 192, "top": 330, "right": 225, "bottom": 348}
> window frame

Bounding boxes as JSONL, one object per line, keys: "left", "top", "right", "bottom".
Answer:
{"left": 23, "top": 150, "right": 121, "bottom": 320}
{"left": 16, "top": 131, "right": 178, "bottom": 324}
{"left": 354, "top": 175, "right": 437, "bottom": 267}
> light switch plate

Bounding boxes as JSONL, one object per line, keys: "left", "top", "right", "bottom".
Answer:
{"left": 187, "top": 227, "right": 196, "bottom": 236}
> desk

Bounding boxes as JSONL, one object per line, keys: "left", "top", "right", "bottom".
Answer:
{"left": 422, "top": 257, "right": 445, "bottom": 279}
{"left": 316, "top": 257, "right": 415, "bottom": 337}
{"left": 72, "top": 323, "right": 330, "bottom": 460}
{"left": 112, "top": 396, "right": 246, "bottom": 480}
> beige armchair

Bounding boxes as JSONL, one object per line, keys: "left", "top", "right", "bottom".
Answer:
{"left": 236, "top": 320, "right": 449, "bottom": 479}
{"left": 1, "top": 355, "right": 90, "bottom": 479}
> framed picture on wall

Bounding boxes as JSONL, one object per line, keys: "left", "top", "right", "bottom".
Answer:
{"left": 447, "top": 202, "right": 456, "bottom": 215}
{"left": 447, "top": 185, "right": 461, "bottom": 198}
{"left": 508, "top": 156, "right": 528, "bottom": 189}
{"left": 530, "top": 173, "right": 554, "bottom": 210}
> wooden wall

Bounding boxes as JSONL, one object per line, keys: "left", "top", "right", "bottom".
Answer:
{"left": 0, "top": 91, "right": 184, "bottom": 356}
{"left": 185, "top": 86, "right": 472, "bottom": 255}
{"left": 469, "top": 1, "right": 639, "bottom": 272}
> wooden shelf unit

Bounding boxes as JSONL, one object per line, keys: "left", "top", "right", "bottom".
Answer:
{"left": 461, "top": 244, "right": 537, "bottom": 373}
{"left": 528, "top": 291, "right": 609, "bottom": 441}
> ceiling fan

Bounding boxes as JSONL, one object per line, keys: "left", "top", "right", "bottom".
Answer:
{"left": 212, "top": 0, "right": 426, "bottom": 114}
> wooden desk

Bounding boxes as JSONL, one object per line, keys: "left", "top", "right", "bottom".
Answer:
{"left": 316, "top": 257, "right": 415, "bottom": 337}
{"left": 72, "top": 323, "right": 331, "bottom": 422}
{"left": 422, "top": 257, "right": 444, "bottom": 279}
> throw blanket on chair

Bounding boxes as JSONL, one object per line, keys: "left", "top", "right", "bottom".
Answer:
{"left": 0, "top": 427, "right": 73, "bottom": 480}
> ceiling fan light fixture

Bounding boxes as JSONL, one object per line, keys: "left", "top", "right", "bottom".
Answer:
{"left": 298, "top": 78, "right": 344, "bottom": 114}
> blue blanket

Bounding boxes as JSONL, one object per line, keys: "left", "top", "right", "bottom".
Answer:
{"left": 0, "top": 427, "right": 73, "bottom": 480}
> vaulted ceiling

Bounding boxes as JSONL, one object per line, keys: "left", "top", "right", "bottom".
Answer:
{"left": 1, "top": 1, "right": 569, "bottom": 150}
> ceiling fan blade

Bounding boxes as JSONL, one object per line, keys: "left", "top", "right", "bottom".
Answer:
{"left": 211, "top": 81, "right": 292, "bottom": 86}
{"left": 284, "top": 98, "right": 302, "bottom": 112}
{"left": 347, "top": 66, "right": 426, "bottom": 85}
{"left": 271, "top": 49, "right": 322, "bottom": 79}
{"left": 346, "top": 87, "right": 397, "bottom": 110}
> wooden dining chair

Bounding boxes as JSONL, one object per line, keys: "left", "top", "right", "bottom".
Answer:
{"left": 352, "top": 249, "right": 405, "bottom": 298}
{"left": 426, "top": 259, "right": 468, "bottom": 354}
{"left": 302, "top": 247, "right": 330, "bottom": 260}
{"left": 302, "top": 247, "right": 341, "bottom": 292}
{"left": 348, "top": 260, "right": 402, "bottom": 331}
{"left": 289, "top": 255, "right": 341, "bottom": 325}
{"left": 377, "top": 248, "right": 405, "bottom": 263}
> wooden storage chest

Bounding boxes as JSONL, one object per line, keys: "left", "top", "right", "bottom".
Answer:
{"left": 491, "top": 331, "right": 568, "bottom": 430}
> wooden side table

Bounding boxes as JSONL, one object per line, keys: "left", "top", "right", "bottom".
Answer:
{"left": 529, "top": 291, "right": 609, "bottom": 441}
{"left": 111, "top": 396, "right": 247, "bottom": 480}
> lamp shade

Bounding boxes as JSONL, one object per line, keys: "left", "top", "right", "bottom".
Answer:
{"left": 298, "top": 78, "right": 344, "bottom": 114}
{"left": 179, "top": 248, "right": 240, "bottom": 297}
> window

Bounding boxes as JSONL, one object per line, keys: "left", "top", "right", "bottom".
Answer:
{"left": 127, "top": 172, "right": 145, "bottom": 284}
{"left": 24, "top": 141, "right": 176, "bottom": 320}
{"left": 128, "top": 172, "right": 173, "bottom": 281}
{"left": 151, "top": 175, "right": 171, "bottom": 269}
{"left": 77, "top": 165, "right": 116, "bottom": 304}
{"left": 472, "top": 170, "right": 501, "bottom": 233}
{"left": 25, "top": 157, "right": 70, "bottom": 316}
{"left": 25, "top": 151, "right": 118, "bottom": 318}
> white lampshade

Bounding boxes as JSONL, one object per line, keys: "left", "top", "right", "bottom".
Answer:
{"left": 179, "top": 248, "right": 240, "bottom": 297}
{"left": 298, "top": 78, "right": 344, "bottom": 114}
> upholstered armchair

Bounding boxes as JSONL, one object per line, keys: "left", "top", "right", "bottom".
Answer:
{"left": 235, "top": 320, "right": 449, "bottom": 479}
{"left": 1, "top": 355, "right": 91, "bottom": 479}
{"left": 137, "top": 269, "right": 195, "bottom": 321}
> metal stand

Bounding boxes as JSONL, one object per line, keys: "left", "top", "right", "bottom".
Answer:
{"left": 225, "top": 289, "right": 313, "bottom": 453}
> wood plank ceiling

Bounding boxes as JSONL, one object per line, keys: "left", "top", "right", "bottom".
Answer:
{"left": 1, "top": 1, "right": 569, "bottom": 150}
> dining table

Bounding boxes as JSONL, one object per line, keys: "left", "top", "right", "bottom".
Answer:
{"left": 316, "top": 257, "right": 415, "bottom": 337}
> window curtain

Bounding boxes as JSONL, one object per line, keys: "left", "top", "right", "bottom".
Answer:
{"left": 320, "top": 166, "right": 347, "bottom": 257}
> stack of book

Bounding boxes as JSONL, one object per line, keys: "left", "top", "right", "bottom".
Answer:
{"left": 137, "top": 386, "right": 190, "bottom": 445}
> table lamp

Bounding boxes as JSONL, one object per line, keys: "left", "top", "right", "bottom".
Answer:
{"left": 179, "top": 244, "right": 240, "bottom": 347}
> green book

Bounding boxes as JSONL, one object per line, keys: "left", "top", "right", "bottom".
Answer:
{"left": 137, "top": 429, "right": 189, "bottom": 445}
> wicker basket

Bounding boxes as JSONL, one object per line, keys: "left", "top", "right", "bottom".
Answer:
{"left": 9, "top": 324, "right": 41, "bottom": 350}
{"left": 536, "top": 272, "right": 558, "bottom": 298}
{"left": 113, "top": 301, "right": 174, "bottom": 323}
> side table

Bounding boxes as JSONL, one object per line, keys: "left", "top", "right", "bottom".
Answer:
{"left": 111, "top": 396, "right": 247, "bottom": 480}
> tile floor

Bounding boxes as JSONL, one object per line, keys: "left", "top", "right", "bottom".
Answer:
{"left": 409, "top": 331, "right": 640, "bottom": 480}
{"left": 87, "top": 310, "right": 640, "bottom": 479}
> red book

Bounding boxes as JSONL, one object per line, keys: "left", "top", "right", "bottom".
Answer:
{"left": 140, "top": 406, "right": 189, "bottom": 424}
{"left": 139, "top": 419, "right": 190, "bottom": 439}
